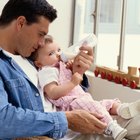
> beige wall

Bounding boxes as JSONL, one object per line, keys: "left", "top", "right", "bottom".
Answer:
{"left": 47, "top": 0, "right": 74, "bottom": 50}
{"left": 0, "top": 0, "right": 9, "bottom": 14}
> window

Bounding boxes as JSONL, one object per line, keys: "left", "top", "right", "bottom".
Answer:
{"left": 123, "top": 0, "right": 140, "bottom": 75}
{"left": 73, "top": 0, "right": 140, "bottom": 75}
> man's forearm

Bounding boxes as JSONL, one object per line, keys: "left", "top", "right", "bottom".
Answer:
{"left": 0, "top": 103, "right": 67, "bottom": 139}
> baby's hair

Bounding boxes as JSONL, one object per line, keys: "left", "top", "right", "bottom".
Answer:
{"left": 44, "top": 35, "right": 53, "bottom": 44}
{"left": 29, "top": 35, "right": 54, "bottom": 62}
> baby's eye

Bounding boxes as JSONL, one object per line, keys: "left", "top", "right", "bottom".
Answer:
{"left": 58, "top": 48, "right": 61, "bottom": 52}
{"left": 49, "top": 52, "right": 55, "bottom": 56}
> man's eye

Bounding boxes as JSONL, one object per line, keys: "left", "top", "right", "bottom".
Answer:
{"left": 49, "top": 52, "right": 54, "bottom": 56}
{"left": 40, "top": 34, "right": 43, "bottom": 37}
{"left": 39, "top": 33, "right": 44, "bottom": 37}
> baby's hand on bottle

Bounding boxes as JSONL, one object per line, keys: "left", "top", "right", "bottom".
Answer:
{"left": 66, "top": 59, "right": 73, "bottom": 70}
{"left": 71, "top": 72, "right": 83, "bottom": 85}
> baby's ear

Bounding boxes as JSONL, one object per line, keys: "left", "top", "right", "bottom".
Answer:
{"left": 34, "top": 61, "right": 42, "bottom": 69}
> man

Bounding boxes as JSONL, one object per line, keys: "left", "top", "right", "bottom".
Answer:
{"left": 0, "top": 0, "right": 140, "bottom": 140}
{"left": 0, "top": 0, "right": 106, "bottom": 139}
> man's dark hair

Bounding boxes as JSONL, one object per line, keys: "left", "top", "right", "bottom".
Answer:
{"left": 0, "top": 0, "right": 57, "bottom": 26}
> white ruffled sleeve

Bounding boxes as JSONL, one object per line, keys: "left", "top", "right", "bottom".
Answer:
{"left": 38, "top": 66, "right": 59, "bottom": 89}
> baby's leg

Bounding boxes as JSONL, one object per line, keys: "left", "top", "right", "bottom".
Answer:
{"left": 109, "top": 102, "right": 122, "bottom": 115}
{"left": 92, "top": 101, "right": 127, "bottom": 140}
{"left": 70, "top": 96, "right": 114, "bottom": 123}
{"left": 108, "top": 99, "right": 140, "bottom": 119}
{"left": 99, "top": 99, "right": 121, "bottom": 115}
{"left": 70, "top": 97, "right": 127, "bottom": 140}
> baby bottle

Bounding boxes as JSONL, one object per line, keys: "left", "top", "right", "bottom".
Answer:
{"left": 60, "top": 33, "right": 97, "bottom": 62}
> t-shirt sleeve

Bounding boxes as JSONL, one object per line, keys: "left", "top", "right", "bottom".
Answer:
{"left": 38, "top": 67, "right": 59, "bottom": 89}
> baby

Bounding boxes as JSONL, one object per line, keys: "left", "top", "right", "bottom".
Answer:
{"left": 30, "top": 35, "right": 140, "bottom": 140}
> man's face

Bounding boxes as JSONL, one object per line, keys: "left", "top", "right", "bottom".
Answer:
{"left": 16, "top": 16, "right": 50, "bottom": 57}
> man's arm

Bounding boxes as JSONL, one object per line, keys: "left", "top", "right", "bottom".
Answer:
{"left": 0, "top": 76, "right": 67, "bottom": 139}
{"left": 0, "top": 76, "right": 107, "bottom": 139}
{"left": 65, "top": 110, "right": 107, "bottom": 134}
{"left": 81, "top": 73, "right": 90, "bottom": 91}
{"left": 65, "top": 46, "right": 92, "bottom": 91}
{"left": 72, "top": 45, "right": 93, "bottom": 75}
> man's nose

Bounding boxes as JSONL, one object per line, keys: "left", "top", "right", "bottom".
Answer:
{"left": 38, "top": 38, "right": 45, "bottom": 47}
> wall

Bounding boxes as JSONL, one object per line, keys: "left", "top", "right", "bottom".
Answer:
{"left": 86, "top": 71, "right": 140, "bottom": 103}
{"left": 47, "top": 0, "right": 74, "bottom": 50}
{"left": 0, "top": 0, "right": 8, "bottom": 13}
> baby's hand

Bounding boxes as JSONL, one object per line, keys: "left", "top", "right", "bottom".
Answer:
{"left": 71, "top": 72, "right": 83, "bottom": 85}
{"left": 66, "top": 59, "right": 73, "bottom": 70}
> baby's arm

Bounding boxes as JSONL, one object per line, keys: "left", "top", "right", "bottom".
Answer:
{"left": 44, "top": 72, "right": 83, "bottom": 100}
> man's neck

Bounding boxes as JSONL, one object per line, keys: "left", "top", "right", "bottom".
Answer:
{"left": 0, "top": 26, "right": 16, "bottom": 54}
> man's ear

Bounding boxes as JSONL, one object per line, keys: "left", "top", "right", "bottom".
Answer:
{"left": 16, "top": 16, "right": 26, "bottom": 31}
{"left": 34, "top": 61, "right": 42, "bottom": 69}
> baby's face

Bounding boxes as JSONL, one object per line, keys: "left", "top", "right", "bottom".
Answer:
{"left": 36, "top": 42, "right": 61, "bottom": 67}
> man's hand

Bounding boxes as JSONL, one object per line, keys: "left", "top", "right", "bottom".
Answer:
{"left": 72, "top": 46, "right": 93, "bottom": 75}
{"left": 65, "top": 110, "right": 107, "bottom": 134}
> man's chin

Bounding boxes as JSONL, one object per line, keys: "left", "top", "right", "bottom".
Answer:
{"left": 23, "top": 53, "right": 32, "bottom": 58}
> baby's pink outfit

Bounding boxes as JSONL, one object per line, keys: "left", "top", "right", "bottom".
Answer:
{"left": 38, "top": 61, "right": 126, "bottom": 139}
{"left": 40, "top": 61, "right": 120, "bottom": 124}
